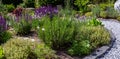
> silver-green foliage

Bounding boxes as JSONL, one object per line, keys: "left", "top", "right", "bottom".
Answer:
{"left": 38, "top": 16, "right": 76, "bottom": 50}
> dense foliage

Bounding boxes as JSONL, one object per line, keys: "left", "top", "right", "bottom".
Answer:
{"left": 11, "top": 14, "right": 32, "bottom": 36}
{"left": 38, "top": 16, "right": 76, "bottom": 50}
{"left": 3, "top": 38, "right": 57, "bottom": 59}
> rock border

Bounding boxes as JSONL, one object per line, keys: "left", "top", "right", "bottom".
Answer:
{"left": 83, "top": 29, "right": 116, "bottom": 59}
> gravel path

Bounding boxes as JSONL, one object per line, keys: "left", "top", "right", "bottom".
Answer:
{"left": 100, "top": 19, "right": 120, "bottom": 59}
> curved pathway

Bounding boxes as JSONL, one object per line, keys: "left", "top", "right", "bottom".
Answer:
{"left": 100, "top": 19, "right": 120, "bottom": 59}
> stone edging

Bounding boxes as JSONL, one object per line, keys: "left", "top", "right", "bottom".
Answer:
{"left": 83, "top": 29, "right": 116, "bottom": 59}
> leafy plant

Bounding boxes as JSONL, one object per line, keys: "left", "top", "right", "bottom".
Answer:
{"left": 91, "top": 5, "right": 101, "bottom": 17}
{"left": 87, "top": 18, "right": 103, "bottom": 26}
{"left": 0, "top": 31, "right": 12, "bottom": 44}
{"left": 6, "top": 4, "right": 15, "bottom": 12}
{"left": 106, "top": 7, "right": 119, "bottom": 18}
{"left": 11, "top": 14, "right": 32, "bottom": 36}
{"left": 79, "top": 26, "right": 110, "bottom": 48}
{"left": 38, "top": 16, "right": 76, "bottom": 50}
{"left": 0, "top": 46, "right": 4, "bottom": 59}
{"left": 68, "top": 40, "right": 91, "bottom": 56}
{"left": 74, "top": 0, "right": 89, "bottom": 13}
{"left": 0, "top": 2, "right": 7, "bottom": 14}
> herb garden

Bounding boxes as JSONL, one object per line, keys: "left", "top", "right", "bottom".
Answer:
{"left": 0, "top": 0, "right": 119, "bottom": 59}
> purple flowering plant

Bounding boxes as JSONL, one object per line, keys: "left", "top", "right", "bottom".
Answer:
{"left": 34, "top": 5, "right": 58, "bottom": 18}
{"left": 0, "top": 15, "right": 7, "bottom": 32}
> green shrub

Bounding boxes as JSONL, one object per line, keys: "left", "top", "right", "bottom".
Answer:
{"left": 79, "top": 26, "right": 110, "bottom": 48}
{"left": 68, "top": 40, "right": 91, "bottom": 56}
{"left": 74, "top": 0, "right": 89, "bottom": 13}
{"left": 3, "top": 38, "right": 36, "bottom": 59}
{"left": 100, "top": 11, "right": 107, "bottom": 18}
{"left": 0, "top": 3, "right": 7, "bottom": 14}
{"left": 91, "top": 5, "right": 101, "bottom": 17}
{"left": 106, "top": 7, "right": 119, "bottom": 18}
{"left": 12, "top": 18, "right": 32, "bottom": 36}
{"left": 32, "top": 19, "right": 41, "bottom": 30}
{"left": 3, "top": 38, "right": 57, "bottom": 59}
{"left": 0, "top": 31, "right": 12, "bottom": 44}
{"left": 6, "top": 4, "right": 15, "bottom": 12}
{"left": 38, "top": 16, "right": 76, "bottom": 50}
{"left": 0, "top": 46, "right": 4, "bottom": 59}
{"left": 99, "top": 3, "right": 114, "bottom": 11}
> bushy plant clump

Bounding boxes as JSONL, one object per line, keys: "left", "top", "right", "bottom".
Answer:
{"left": 3, "top": 38, "right": 57, "bottom": 59}
{"left": 74, "top": 0, "right": 89, "bottom": 13}
{"left": 11, "top": 14, "right": 32, "bottom": 36}
{"left": 68, "top": 26, "right": 110, "bottom": 56}
{"left": 79, "top": 26, "right": 110, "bottom": 48}
{"left": 38, "top": 16, "right": 76, "bottom": 50}
{"left": 6, "top": 4, "right": 15, "bottom": 12}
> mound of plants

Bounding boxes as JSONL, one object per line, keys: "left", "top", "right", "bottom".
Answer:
{"left": 37, "top": 15, "right": 110, "bottom": 57}
{"left": 3, "top": 38, "right": 57, "bottom": 59}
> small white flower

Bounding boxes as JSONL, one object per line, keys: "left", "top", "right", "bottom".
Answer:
{"left": 31, "top": 39, "right": 35, "bottom": 42}
{"left": 37, "top": 26, "right": 40, "bottom": 29}
{"left": 42, "top": 28, "right": 45, "bottom": 31}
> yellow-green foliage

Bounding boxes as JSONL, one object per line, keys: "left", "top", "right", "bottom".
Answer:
{"left": 79, "top": 26, "right": 110, "bottom": 48}
{"left": 100, "top": 11, "right": 107, "bottom": 18}
{"left": 3, "top": 38, "right": 57, "bottom": 59}
{"left": 0, "top": 46, "right": 4, "bottom": 59}
{"left": 99, "top": 3, "right": 114, "bottom": 11}
{"left": 34, "top": 44, "right": 58, "bottom": 59}
{"left": 3, "top": 38, "right": 36, "bottom": 59}
{"left": 85, "top": 12, "right": 93, "bottom": 17}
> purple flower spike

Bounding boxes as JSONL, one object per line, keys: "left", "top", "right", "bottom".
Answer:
{"left": 0, "top": 15, "right": 7, "bottom": 31}
{"left": 34, "top": 5, "right": 58, "bottom": 18}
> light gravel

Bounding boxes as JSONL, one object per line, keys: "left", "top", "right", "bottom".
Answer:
{"left": 100, "top": 19, "right": 120, "bottom": 59}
